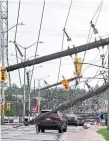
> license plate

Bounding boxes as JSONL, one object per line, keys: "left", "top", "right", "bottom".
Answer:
{"left": 46, "top": 118, "right": 50, "bottom": 120}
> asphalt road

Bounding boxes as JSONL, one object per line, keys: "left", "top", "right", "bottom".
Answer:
{"left": 1, "top": 124, "right": 83, "bottom": 141}
{"left": 1, "top": 124, "right": 61, "bottom": 141}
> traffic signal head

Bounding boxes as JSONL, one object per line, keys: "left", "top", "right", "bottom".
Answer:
{"left": 74, "top": 57, "right": 82, "bottom": 76}
{"left": 6, "top": 103, "right": 11, "bottom": 111}
{"left": 0, "top": 66, "right": 7, "bottom": 82}
{"left": 36, "top": 97, "right": 41, "bottom": 105}
{"left": 61, "top": 79, "right": 70, "bottom": 91}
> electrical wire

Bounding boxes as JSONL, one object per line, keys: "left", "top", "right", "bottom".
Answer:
{"left": 56, "top": 1, "right": 72, "bottom": 83}
{"left": 82, "top": 48, "right": 107, "bottom": 73}
{"left": 75, "top": 1, "right": 104, "bottom": 93}
{"left": 82, "top": 1, "right": 103, "bottom": 64}
{"left": 14, "top": 0, "right": 22, "bottom": 88}
{"left": 89, "top": 1, "right": 104, "bottom": 42}
{"left": 29, "top": 1, "right": 45, "bottom": 87}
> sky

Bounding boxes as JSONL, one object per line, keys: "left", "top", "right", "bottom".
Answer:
{"left": 4, "top": 0, "right": 109, "bottom": 90}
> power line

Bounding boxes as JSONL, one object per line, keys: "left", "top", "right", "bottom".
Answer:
{"left": 30, "top": 1, "right": 45, "bottom": 87}
{"left": 82, "top": 1, "right": 103, "bottom": 65}
{"left": 14, "top": 0, "right": 22, "bottom": 88}
{"left": 6, "top": 37, "right": 109, "bottom": 72}
{"left": 57, "top": 1, "right": 72, "bottom": 84}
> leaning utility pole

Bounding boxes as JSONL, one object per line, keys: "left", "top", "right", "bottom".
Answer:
{"left": 35, "top": 76, "right": 82, "bottom": 92}
{"left": 107, "top": 44, "right": 109, "bottom": 130}
{"left": 6, "top": 37, "right": 109, "bottom": 72}
{"left": 24, "top": 82, "right": 109, "bottom": 126}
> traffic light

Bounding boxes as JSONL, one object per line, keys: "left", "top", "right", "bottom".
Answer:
{"left": 74, "top": 57, "right": 82, "bottom": 76}
{"left": 6, "top": 103, "right": 11, "bottom": 111}
{"left": 36, "top": 97, "right": 40, "bottom": 105}
{"left": 61, "top": 79, "right": 70, "bottom": 91}
{"left": 0, "top": 66, "right": 7, "bottom": 82}
{"left": 0, "top": 105, "right": 3, "bottom": 113}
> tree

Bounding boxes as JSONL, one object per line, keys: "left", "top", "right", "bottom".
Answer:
{"left": 5, "top": 109, "right": 15, "bottom": 116}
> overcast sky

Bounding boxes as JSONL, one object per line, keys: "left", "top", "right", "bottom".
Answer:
{"left": 6, "top": 0, "right": 109, "bottom": 90}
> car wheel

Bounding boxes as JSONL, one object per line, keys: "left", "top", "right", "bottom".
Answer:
{"left": 58, "top": 129, "right": 63, "bottom": 133}
{"left": 63, "top": 127, "right": 67, "bottom": 132}
{"left": 41, "top": 129, "right": 45, "bottom": 133}
{"left": 63, "top": 123, "right": 67, "bottom": 132}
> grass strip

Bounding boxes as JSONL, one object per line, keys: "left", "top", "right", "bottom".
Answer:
{"left": 97, "top": 128, "right": 109, "bottom": 141}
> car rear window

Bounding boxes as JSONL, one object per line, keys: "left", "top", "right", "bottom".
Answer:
{"left": 41, "top": 111, "right": 58, "bottom": 117}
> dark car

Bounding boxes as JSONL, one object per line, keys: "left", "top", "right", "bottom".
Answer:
{"left": 67, "top": 114, "right": 79, "bottom": 126}
{"left": 38, "top": 110, "right": 67, "bottom": 133}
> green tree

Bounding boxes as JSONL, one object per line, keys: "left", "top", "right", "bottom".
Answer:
{"left": 5, "top": 109, "right": 15, "bottom": 116}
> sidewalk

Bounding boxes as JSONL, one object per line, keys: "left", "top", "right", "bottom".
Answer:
{"left": 60, "top": 125, "right": 105, "bottom": 141}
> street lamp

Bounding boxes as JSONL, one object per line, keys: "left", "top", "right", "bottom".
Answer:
{"left": 33, "top": 75, "right": 50, "bottom": 114}
{"left": 9, "top": 41, "right": 44, "bottom": 122}
{"left": 26, "top": 66, "right": 43, "bottom": 120}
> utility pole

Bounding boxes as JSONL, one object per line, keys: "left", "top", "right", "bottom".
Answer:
{"left": 1, "top": 23, "right": 5, "bottom": 125}
{"left": 38, "top": 80, "right": 40, "bottom": 114}
{"left": 107, "top": 44, "right": 109, "bottom": 130}
{"left": 34, "top": 80, "right": 35, "bottom": 95}
{"left": 26, "top": 71, "right": 31, "bottom": 120}
{"left": 24, "top": 82, "right": 109, "bottom": 126}
{"left": 6, "top": 37, "right": 109, "bottom": 72}
{"left": 23, "top": 48, "right": 26, "bottom": 122}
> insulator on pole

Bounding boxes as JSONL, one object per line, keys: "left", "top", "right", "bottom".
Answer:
{"left": 90, "top": 21, "right": 98, "bottom": 34}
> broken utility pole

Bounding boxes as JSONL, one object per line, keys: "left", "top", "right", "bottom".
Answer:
{"left": 35, "top": 75, "right": 82, "bottom": 92}
{"left": 24, "top": 82, "right": 109, "bottom": 126}
{"left": 7, "top": 37, "right": 109, "bottom": 72}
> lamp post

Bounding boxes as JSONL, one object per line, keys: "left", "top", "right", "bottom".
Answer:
{"left": 26, "top": 66, "right": 43, "bottom": 119}
{"left": 9, "top": 41, "right": 43, "bottom": 122}
{"left": 33, "top": 75, "right": 50, "bottom": 114}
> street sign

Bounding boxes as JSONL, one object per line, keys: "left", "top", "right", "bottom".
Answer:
{"left": 32, "top": 105, "right": 39, "bottom": 113}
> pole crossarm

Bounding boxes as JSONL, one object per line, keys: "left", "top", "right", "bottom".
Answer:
{"left": 24, "top": 82, "right": 109, "bottom": 126}
{"left": 35, "top": 76, "right": 82, "bottom": 92}
{"left": 7, "top": 37, "right": 109, "bottom": 72}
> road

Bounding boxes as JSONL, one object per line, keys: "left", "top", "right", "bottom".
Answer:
{"left": 1, "top": 124, "right": 61, "bottom": 141}
{"left": 1, "top": 124, "right": 83, "bottom": 141}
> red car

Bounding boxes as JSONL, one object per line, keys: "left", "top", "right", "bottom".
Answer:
{"left": 38, "top": 110, "right": 67, "bottom": 133}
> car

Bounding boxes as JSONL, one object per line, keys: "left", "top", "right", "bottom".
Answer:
{"left": 67, "top": 114, "right": 79, "bottom": 126}
{"left": 38, "top": 109, "right": 67, "bottom": 133}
